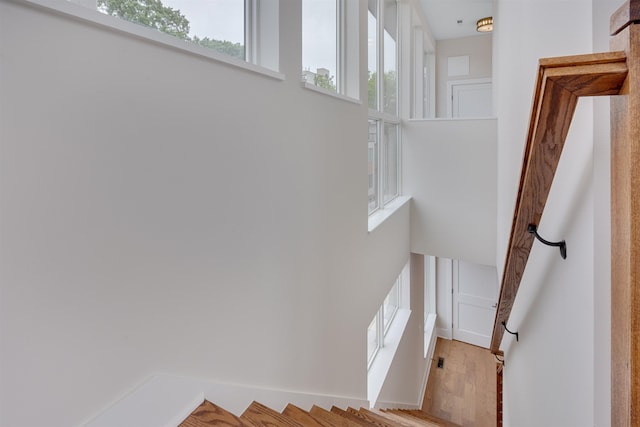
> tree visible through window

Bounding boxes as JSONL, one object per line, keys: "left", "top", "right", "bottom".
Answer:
{"left": 94, "top": 0, "right": 246, "bottom": 60}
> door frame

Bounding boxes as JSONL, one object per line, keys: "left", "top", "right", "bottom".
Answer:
{"left": 447, "top": 77, "right": 492, "bottom": 118}
{"left": 451, "top": 260, "right": 499, "bottom": 348}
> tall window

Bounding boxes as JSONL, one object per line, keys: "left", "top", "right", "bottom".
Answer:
{"left": 68, "top": 0, "right": 278, "bottom": 70}
{"left": 302, "top": 0, "right": 337, "bottom": 91}
{"left": 368, "top": 0, "right": 400, "bottom": 215}
{"left": 367, "top": 269, "right": 404, "bottom": 368}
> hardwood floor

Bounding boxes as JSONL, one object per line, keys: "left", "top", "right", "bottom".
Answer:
{"left": 422, "top": 338, "right": 497, "bottom": 427}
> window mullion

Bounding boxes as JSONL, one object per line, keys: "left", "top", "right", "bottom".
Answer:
{"left": 380, "top": 121, "right": 386, "bottom": 211}
{"left": 377, "top": 120, "right": 384, "bottom": 212}
{"left": 376, "top": 1, "right": 384, "bottom": 212}
{"left": 377, "top": 306, "right": 385, "bottom": 348}
{"left": 376, "top": 0, "right": 384, "bottom": 113}
{"left": 336, "top": 0, "right": 347, "bottom": 94}
{"left": 245, "top": 0, "right": 256, "bottom": 63}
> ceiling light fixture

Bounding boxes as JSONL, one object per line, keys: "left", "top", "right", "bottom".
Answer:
{"left": 476, "top": 16, "right": 493, "bottom": 32}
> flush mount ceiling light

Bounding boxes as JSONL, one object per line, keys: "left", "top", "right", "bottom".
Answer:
{"left": 476, "top": 16, "right": 493, "bottom": 32}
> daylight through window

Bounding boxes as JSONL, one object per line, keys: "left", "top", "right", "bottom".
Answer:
{"left": 367, "top": 269, "right": 404, "bottom": 368}
{"left": 368, "top": 0, "right": 400, "bottom": 215}
{"left": 66, "top": 0, "right": 279, "bottom": 70}
{"left": 302, "top": 0, "right": 338, "bottom": 91}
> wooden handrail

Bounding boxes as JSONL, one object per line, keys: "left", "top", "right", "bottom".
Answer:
{"left": 490, "top": 52, "right": 628, "bottom": 354}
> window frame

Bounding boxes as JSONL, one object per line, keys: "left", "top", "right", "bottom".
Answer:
{"left": 301, "top": 0, "right": 360, "bottom": 101}
{"left": 367, "top": 274, "right": 402, "bottom": 370}
{"left": 368, "top": 0, "right": 400, "bottom": 216}
{"left": 42, "top": 0, "right": 282, "bottom": 79}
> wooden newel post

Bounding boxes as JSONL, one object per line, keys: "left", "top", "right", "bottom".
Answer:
{"left": 610, "top": 0, "right": 640, "bottom": 426}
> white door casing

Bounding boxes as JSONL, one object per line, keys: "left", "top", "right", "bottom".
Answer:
{"left": 447, "top": 78, "right": 493, "bottom": 118}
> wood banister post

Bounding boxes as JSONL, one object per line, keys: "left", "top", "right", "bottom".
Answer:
{"left": 609, "top": 1, "right": 640, "bottom": 426}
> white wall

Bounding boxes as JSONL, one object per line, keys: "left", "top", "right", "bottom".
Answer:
{"left": 494, "top": 0, "right": 616, "bottom": 425}
{"left": 435, "top": 34, "right": 492, "bottom": 118}
{"left": 404, "top": 118, "right": 497, "bottom": 266}
{"left": 0, "top": 1, "right": 420, "bottom": 426}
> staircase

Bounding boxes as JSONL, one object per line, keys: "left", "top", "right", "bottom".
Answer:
{"left": 180, "top": 400, "right": 462, "bottom": 427}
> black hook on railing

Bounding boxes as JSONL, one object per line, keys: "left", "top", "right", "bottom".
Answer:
{"left": 502, "top": 321, "right": 519, "bottom": 342}
{"left": 495, "top": 354, "right": 505, "bottom": 366}
{"left": 528, "top": 224, "right": 567, "bottom": 259}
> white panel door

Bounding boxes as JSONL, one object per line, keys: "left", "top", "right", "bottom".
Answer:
{"left": 452, "top": 260, "right": 499, "bottom": 348}
{"left": 450, "top": 80, "right": 492, "bottom": 118}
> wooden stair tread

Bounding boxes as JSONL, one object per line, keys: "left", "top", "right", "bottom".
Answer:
{"left": 310, "top": 405, "right": 361, "bottom": 427}
{"left": 180, "top": 399, "right": 463, "bottom": 427}
{"left": 330, "top": 407, "right": 375, "bottom": 426}
{"left": 369, "top": 409, "right": 429, "bottom": 427}
{"left": 241, "top": 401, "right": 305, "bottom": 427}
{"left": 385, "top": 410, "right": 462, "bottom": 427}
{"left": 348, "top": 408, "right": 397, "bottom": 427}
{"left": 282, "top": 403, "right": 331, "bottom": 427}
{"left": 179, "top": 400, "right": 255, "bottom": 427}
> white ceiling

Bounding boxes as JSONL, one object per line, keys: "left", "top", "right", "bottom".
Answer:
{"left": 419, "top": 0, "right": 493, "bottom": 40}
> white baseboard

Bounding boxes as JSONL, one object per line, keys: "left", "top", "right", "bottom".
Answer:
{"left": 85, "top": 375, "right": 208, "bottom": 427}
{"left": 436, "top": 327, "right": 452, "bottom": 340}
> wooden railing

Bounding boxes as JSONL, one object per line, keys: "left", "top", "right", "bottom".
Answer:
{"left": 492, "top": 1, "right": 640, "bottom": 424}
{"left": 490, "top": 51, "right": 628, "bottom": 353}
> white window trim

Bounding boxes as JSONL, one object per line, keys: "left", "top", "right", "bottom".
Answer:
{"left": 367, "top": 193, "right": 409, "bottom": 234}
{"left": 367, "top": 268, "right": 405, "bottom": 370}
{"left": 383, "top": 297, "right": 399, "bottom": 336}
{"left": 367, "top": 116, "right": 401, "bottom": 216}
{"left": 26, "top": 0, "right": 284, "bottom": 81}
{"left": 301, "top": 81, "right": 362, "bottom": 105}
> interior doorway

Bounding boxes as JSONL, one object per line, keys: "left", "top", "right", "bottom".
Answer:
{"left": 451, "top": 260, "right": 499, "bottom": 348}
{"left": 448, "top": 78, "right": 493, "bottom": 118}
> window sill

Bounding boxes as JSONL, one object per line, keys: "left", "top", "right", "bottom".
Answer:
{"left": 301, "top": 82, "right": 362, "bottom": 105}
{"left": 368, "top": 196, "right": 411, "bottom": 233}
{"left": 22, "top": 0, "right": 285, "bottom": 81}
{"left": 367, "top": 308, "right": 411, "bottom": 407}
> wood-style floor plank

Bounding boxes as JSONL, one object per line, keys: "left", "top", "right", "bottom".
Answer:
{"left": 421, "top": 338, "right": 496, "bottom": 427}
